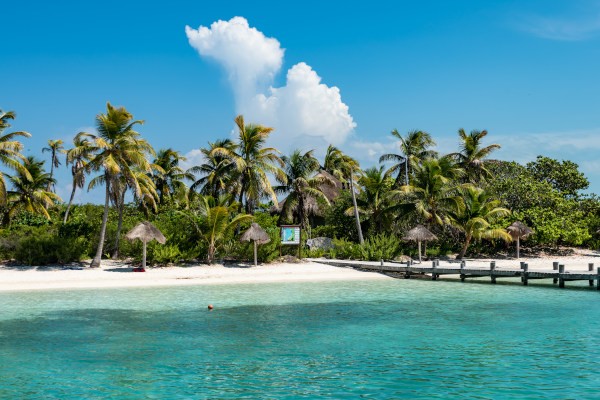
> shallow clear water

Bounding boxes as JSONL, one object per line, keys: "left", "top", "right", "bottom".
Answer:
{"left": 1, "top": 279, "right": 599, "bottom": 399}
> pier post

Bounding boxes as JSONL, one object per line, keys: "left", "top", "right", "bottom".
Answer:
{"left": 597, "top": 267, "right": 600, "bottom": 291}
{"left": 553, "top": 262, "right": 559, "bottom": 284}
{"left": 431, "top": 261, "right": 437, "bottom": 280}
{"left": 490, "top": 261, "right": 496, "bottom": 284}
{"left": 558, "top": 264, "right": 565, "bottom": 288}
{"left": 521, "top": 263, "right": 529, "bottom": 286}
{"left": 460, "top": 260, "right": 466, "bottom": 282}
{"left": 589, "top": 263, "right": 594, "bottom": 286}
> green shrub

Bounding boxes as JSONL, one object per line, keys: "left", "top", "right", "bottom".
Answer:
{"left": 331, "top": 238, "right": 363, "bottom": 260}
{"left": 13, "top": 234, "right": 88, "bottom": 265}
{"left": 149, "top": 243, "right": 182, "bottom": 265}
{"left": 305, "top": 248, "right": 325, "bottom": 258}
{"left": 55, "top": 236, "right": 89, "bottom": 263}
{"left": 15, "top": 235, "right": 53, "bottom": 265}
{"left": 360, "top": 234, "right": 402, "bottom": 261}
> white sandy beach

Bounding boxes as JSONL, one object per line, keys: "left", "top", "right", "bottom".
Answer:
{"left": 1, "top": 249, "right": 599, "bottom": 292}
{"left": 310, "top": 248, "right": 600, "bottom": 272}
{"left": 456, "top": 248, "right": 600, "bottom": 271}
{"left": 0, "top": 260, "right": 391, "bottom": 292}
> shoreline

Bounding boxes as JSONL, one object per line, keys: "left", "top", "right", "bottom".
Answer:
{"left": 2, "top": 250, "right": 600, "bottom": 293}
{"left": 0, "top": 260, "right": 391, "bottom": 293}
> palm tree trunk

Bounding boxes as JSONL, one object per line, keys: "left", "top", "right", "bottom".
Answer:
{"left": 207, "top": 242, "right": 215, "bottom": 264}
{"left": 349, "top": 171, "right": 364, "bottom": 245}
{"left": 112, "top": 189, "right": 126, "bottom": 259}
{"left": 91, "top": 175, "right": 111, "bottom": 268}
{"left": 63, "top": 180, "right": 78, "bottom": 224}
{"left": 47, "top": 158, "right": 55, "bottom": 192}
{"left": 238, "top": 173, "right": 247, "bottom": 213}
{"left": 298, "top": 195, "right": 306, "bottom": 230}
{"left": 457, "top": 233, "right": 472, "bottom": 260}
{"left": 404, "top": 157, "right": 409, "bottom": 186}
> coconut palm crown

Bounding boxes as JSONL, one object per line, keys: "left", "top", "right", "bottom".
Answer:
{"left": 0, "top": 110, "right": 32, "bottom": 205}
{"left": 449, "top": 128, "right": 500, "bottom": 183}
{"left": 79, "top": 102, "right": 154, "bottom": 268}
{"left": 275, "top": 149, "right": 332, "bottom": 229}
{"left": 210, "top": 115, "right": 285, "bottom": 213}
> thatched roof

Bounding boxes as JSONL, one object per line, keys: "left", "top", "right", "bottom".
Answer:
{"left": 403, "top": 225, "right": 438, "bottom": 242}
{"left": 317, "top": 170, "right": 343, "bottom": 202}
{"left": 507, "top": 221, "right": 533, "bottom": 240}
{"left": 272, "top": 195, "right": 324, "bottom": 215}
{"left": 270, "top": 170, "right": 343, "bottom": 216}
{"left": 125, "top": 221, "right": 166, "bottom": 244}
{"left": 240, "top": 223, "right": 271, "bottom": 244}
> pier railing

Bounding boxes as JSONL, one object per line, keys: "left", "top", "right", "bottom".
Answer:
{"left": 308, "top": 258, "right": 600, "bottom": 290}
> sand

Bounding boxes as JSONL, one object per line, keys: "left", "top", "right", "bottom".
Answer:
{"left": 0, "top": 260, "right": 391, "bottom": 292}
{"left": 456, "top": 248, "right": 600, "bottom": 272}
{"left": 2, "top": 248, "right": 599, "bottom": 292}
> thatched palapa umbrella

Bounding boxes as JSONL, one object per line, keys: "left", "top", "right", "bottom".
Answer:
{"left": 241, "top": 223, "right": 271, "bottom": 266}
{"left": 507, "top": 221, "right": 533, "bottom": 259}
{"left": 403, "top": 225, "right": 438, "bottom": 262}
{"left": 125, "top": 221, "right": 166, "bottom": 270}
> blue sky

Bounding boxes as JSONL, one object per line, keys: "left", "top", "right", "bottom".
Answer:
{"left": 2, "top": 0, "right": 600, "bottom": 202}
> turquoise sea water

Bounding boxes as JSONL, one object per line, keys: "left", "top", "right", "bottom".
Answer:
{"left": 1, "top": 279, "right": 599, "bottom": 399}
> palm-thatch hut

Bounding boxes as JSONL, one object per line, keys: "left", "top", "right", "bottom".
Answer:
{"left": 316, "top": 170, "right": 343, "bottom": 202}
{"left": 403, "top": 225, "right": 438, "bottom": 262}
{"left": 125, "top": 221, "right": 166, "bottom": 270}
{"left": 241, "top": 223, "right": 271, "bottom": 266}
{"left": 507, "top": 221, "right": 533, "bottom": 259}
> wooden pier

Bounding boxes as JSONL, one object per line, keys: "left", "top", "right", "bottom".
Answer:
{"left": 309, "top": 258, "right": 600, "bottom": 290}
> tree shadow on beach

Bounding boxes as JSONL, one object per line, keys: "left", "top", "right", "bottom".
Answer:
{"left": 0, "top": 261, "right": 88, "bottom": 271}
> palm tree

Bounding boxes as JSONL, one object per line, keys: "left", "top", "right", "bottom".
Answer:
{"left": 451, "top": 186, "right": 511, "bottom": 259}
{"left": 393, "top": 156, "right": 463, "bottom": 227}
{"left": 449, "top": 129, "right": 500, "bottom": 183}
{"left": 6, "top": 156, "right": 61, "bottom": 220}
{"left": 89, "top": 168, "right": 159, "bottom": 259}
{"left": 42, "top": 139, "right": 65, "bottom": 192}
{"left": 185, "top": 195, "right": 252, "bottom": 264}
{"left": 0, "top": 110, "right": 32, "bottom": 206}
{"left": 275, "top": 149, "right": 332, "bottom": 230}
{"left": 350, "top": 166, "right": 394, "bottom": 234}
{"left": 188, "top": 139, "right": 238, "bottom": 199}
{"left": 379, "top": 129, "right": 437, "bottom": 186}
{"left": 321, "top": 145, "right": 364, "bottom": 244}
{"left": 152, "top": 148, "right": 192, "bottom": 205}
{"left": 79, "top": 102, "right": 154, "bottom": 268}
{"left": 211, "top": 115, "right": 285, "bottom": 213}
{"left": 63, "top": 136, "right": 94, "bottom": 223}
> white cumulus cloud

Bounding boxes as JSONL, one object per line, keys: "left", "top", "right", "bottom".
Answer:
{"left": 185, "top": 17, "right": 356, "bottom": 150}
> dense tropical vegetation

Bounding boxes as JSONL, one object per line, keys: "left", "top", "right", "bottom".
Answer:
{"left": 1, "top": 104, "right": 599, "bottom": 266}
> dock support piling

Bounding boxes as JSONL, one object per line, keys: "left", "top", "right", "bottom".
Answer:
{"left": 490, "top": 261, "right": 496, "bottom": 284}
{"left": 559, "top": 264, "right": 565, "bottom": 288}
{"left": 431, "top": 261, "right": 437, "bottom": 280}
{"left": 589, "top": 263, "right": 594, "bottom": 286}
{"left": 460, "top": 260, "right": 465, "bottom": 282}
{"left": 521, "top": 263, "right": 529, "bottom": 285}
{"left": 553, "top": 262, "right": 559, "bottom": 284}
{"left": 597, "top": 267, "right": 600, "bottom": 291}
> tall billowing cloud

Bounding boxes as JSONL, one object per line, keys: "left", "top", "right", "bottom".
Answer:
{"left": 185, "top": 17, "right": 283, "bottom": 100}
{"left": 185, "top": 17, "right": 356, "bottom": 148}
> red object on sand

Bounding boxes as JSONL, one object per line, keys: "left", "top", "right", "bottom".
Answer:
{"left": 133, "top": 267, "right": 146, "bottom": 272}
